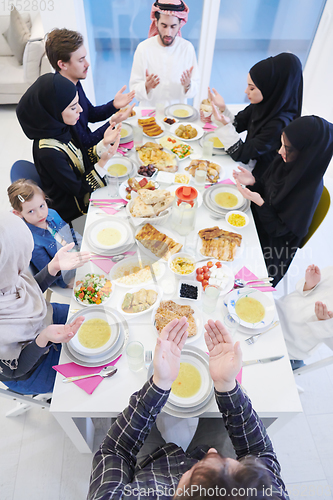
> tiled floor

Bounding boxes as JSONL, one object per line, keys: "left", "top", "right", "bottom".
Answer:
{"left": 0, "top": 105, "right": 333, "bottom": 500}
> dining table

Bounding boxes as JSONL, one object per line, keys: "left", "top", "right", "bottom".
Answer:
{"left": 50, "top": 107, "right": 302, "bottom": 453}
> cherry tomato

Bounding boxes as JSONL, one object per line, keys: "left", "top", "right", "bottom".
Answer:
{"left": 215, "top": 261, "right": 222, "bottom": 268}
{"left": 207, "top": 261, "right": 213, "bottom": 268}
{"left": 196, "top": 274, "right": 204, "bottom": 282}
{"left": 196, "top": 268, "right": 201, "bottom": 274}
{"left": 203, "top": 273, "right": 210, "bottom": 280}
{"left": 202, "top": 280, "right": 209, "bottom": 288}
{"left": 202, "top": 266, "right": 209, "bottom": 273}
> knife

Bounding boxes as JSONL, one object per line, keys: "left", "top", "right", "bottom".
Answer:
{"left": 243, "top": 355, "right": 284, "bottom": 366}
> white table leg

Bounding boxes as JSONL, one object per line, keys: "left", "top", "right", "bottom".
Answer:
{"left": 52, "top": 413, "right": 95, "bottom": 453}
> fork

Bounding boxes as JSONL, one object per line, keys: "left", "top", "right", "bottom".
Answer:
{"left": 244, "top": 321, "right": 279, "bottom": 345}
{"left": 145, "top": 350, "right": 153, "bottom": 369}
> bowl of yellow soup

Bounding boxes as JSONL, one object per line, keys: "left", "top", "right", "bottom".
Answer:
{"left": 89, "top": 219, "right": 129, "bottom": 250}
{"left": 210, "top": 186, "right": 244, "bottom": 210}
{"left": 226, "top": 289, "right": 275, "bottom": 329}
{"left": 226, "top": 210, "right": 249, "bottom": 229}
{"left": 69, "top": 310, "right": 120, "bottom": 356}
{"left": 168, "top": 103, "right": 194, "bottom": 119}
{"left": 119, "top": 122, "right": 133, "bottom": 143}
{"left": 105, "top": 157, "right": 134, "bottom": 179}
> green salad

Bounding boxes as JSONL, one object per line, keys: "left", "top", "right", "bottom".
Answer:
{"left": 74, "top": 274, "right": 112, "bottom": 305}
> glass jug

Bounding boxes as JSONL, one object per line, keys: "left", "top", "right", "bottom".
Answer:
{"left": 171, "top": 186, "right": 198, "bottom": 236}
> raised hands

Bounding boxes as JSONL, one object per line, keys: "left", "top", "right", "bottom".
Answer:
{"left": 180, "top": 66, "right": 193, "bottom": 92}
{"left": 112, "top": 103, "right": 136, "bottom": 124}
{"left": 315, "top": 301, "right": 333, "bottom": 321}
{"left": 153, "top": 317, "right": 188, "bottom": 391}
{"left": 234, "top": 178, "right": 264, "bottom": 206}
{"left": 211, "top": 102, "right": 230, "bottom": 126}
{"left": 145, "top": 69, "right": 160, "bottom": 94}
{"left": 208, "top": 87, "right": 226, "bottom": 112}
{"left": 113, "top": 85, "right": 135, "bottom": 110}
{"left": 48, "top": 243, "right": 90, "bottom": 276}
{"left": 233, "top": 166, "right": 256, "bottom": 186}
{"left": 103, "top": 122, "right": 122, "bottom": 146}
{"left": 304, "top": 264, "right": 321, "bottom": 291}
{"left": 204, "top": 320, "right": 242, "bottom": 393}
{"left": 36, "top": 316, "right": 85, "bottom": 348}
{"left": 98, "top": 134, "right": 121, "bottom": 169}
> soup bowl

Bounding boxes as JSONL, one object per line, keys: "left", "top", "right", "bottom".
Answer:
{"left": 226, "top": 288, "right": 275, "bottom": 329}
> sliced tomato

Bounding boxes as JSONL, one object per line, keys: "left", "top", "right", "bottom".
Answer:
{"left": 215, "top": 261, "right": 222, "bottom": 268}
{"left": 207, "top": 261, "right": 213, "bottom": 268}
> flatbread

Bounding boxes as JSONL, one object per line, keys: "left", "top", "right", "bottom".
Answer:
{"left": 130, "top": 197, "right": 155, "bottom": 218}
{"left": 138, "top": 189, "right": 167, "bottom": 205}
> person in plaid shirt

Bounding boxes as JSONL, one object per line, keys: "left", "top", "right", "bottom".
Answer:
{"left": 88, "top": 317, "right": 289, "bottom": 499}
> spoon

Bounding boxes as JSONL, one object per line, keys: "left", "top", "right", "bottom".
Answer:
{"left": 234, "top": 277, "right": 273, "bottom": 288}
{"left": 90, "top": 253, "right": 127, "bottom": 262}
{"left": 62, "top": 366, "right": 117, "bottom": 383}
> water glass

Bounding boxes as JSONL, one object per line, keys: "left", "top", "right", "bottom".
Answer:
{"left": 194, "top": 169, "right": 206, "bottom": 191}
{"left": 202, "top": 285, "right": 220, "bottom": 314}
{"left": 224, "top": 313, "right": 240, "bottom": 337}
{"left": 133, "top": 126, "right": 143, "bottom": 147}
{"left": 202, "top": 139, "right": 213, "bottom": 158}
{"left": 126, "top": 341, "right": 145, "bottom": 372}
{"left": 105, "top": 174, "right": 119, "bottom": 198}
{"left": 155, "top": 102, "right": 165, "bottom": 122}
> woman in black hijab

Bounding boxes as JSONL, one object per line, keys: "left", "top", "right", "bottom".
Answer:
{"left": 16, "top": 73, "right": 120, "bottom": 222}
{"left": 209, "top": 53, "right": 303, "bottom": 179}
{"left": 233, "top": 115, "right": 333, "bottom": 286}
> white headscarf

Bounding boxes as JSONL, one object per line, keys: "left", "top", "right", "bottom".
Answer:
{"left": 0, "top": 212, "right": 51, "bottom": 361}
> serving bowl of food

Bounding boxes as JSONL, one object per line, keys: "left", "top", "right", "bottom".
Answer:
{"left": 126, "top": 188, "right": 174, "bottom": 226}
{"left": 226, "top": 211, "right": 249, "bottom": 229}
{"left": 117, "top": 284, "right": 163, "bottom": 317}
{"left": 136, "top": 142, "right": 178, "bottom": 172}
{"left": 170, "top": 122, "right": 204, "bottom": 142}
{"left": 168, "top": 252, "right": 196, "bottom": 278}
{"left": 74, "top": 274, "right": 113, "bottom": 306}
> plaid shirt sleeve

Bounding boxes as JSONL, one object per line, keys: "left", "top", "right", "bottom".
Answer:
{"left": 87, "top": 377, "right": 170, "bottom": 500}
{"left": 215, "top": 382, "right": 289, "bottom": 500}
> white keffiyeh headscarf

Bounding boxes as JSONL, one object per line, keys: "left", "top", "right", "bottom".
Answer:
{"left": 0, "top": 212, "right": 51, "bottom": 362}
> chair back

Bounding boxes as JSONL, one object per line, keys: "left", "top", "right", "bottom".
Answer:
{"left": 10, "top": 160, "right": 42, "bottom": 188}
{"left": 300, "top": 186, "right": 331, "bottom": 248}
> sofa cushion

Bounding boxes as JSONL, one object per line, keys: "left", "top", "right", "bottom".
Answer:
{"left": 3, "top": 7, "right": 30, "bottom": 64}
{"left": 0, "top": 13, "right": 31, "bottom": 56}
{"left": 23, "top": 39, "right": 45, "bottom": 83}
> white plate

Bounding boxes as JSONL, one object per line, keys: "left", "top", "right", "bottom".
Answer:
{"left": 136, "top": 144, "right": 178, "bottom": 170}
{"left": 210, "top": 185, "right": 244, "bottom": 210}
{"left": 195, "top": 260, "right": 234, "bottom": 296}
{"left": 203, "top": 131, "right": 225, "bottom": 150}
{"left": 69, "top": 308, "right": 121, "bottom": 356}
{"left": 119, "top": 122, "right": 133, "bottom": 143}
{"left": 151, "top": 300, "right": 203, "bottom": 345}
{"left": 196, "top": 226, "right": 244, "bottom": 262}
{"left": 226, "top": 288, "right": 275, "bottom": 329}
{"left": 118, "top": 177, "right": 159, "bottom": 202}
{"left": 168, "top": 104, "right": 194, "bottom": 119}
{"left": 73, "top": 274, "right": 114, "bottom": 307}
{"left": 117, "top": 284, "right": 163, "bottom": 318}
{"left": 110, "top": 256, "right": 166, "bottom": 288}
{"left": 104, "top": 157, "right": 134, "bottom": 178}
{"left": 169, "top": 122, "right": 204, "bottom": 142}
{"left": 88, "top": 219, "right": 129, "bottom": 250}
{"left": 167, "top": 184, "right": 203, "bottom": 208}
{"left": 135, "top": 223, "right": 182, "bottom": 261}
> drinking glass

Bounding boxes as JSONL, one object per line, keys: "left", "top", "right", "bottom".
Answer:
{"left": 133, "top": 126, "right": 143, "bottom": 147}
{"left": 202, "top": 285, "right": 220, "bottom": 313}
{"left": 126, "top": 341, "right": 145, "bottom": 372}
{"left": 194, "top": 169, "right": 206, "bottom": 191}
{"left": 105, "top": 174, "right": 119, "bottom": 198}
{"left": 155, "top": 102, "right": 165, "bottom": 122}
{"left": 224, "top": 313, "right": 240, "bottom": 337}
{"left": 202, "top": 139, "right": 213, "bottom": 158}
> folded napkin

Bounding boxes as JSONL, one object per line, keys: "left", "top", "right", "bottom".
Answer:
{"left": 91, "top": 250, "right": 136, "bottom": 273}
{"left": 53, "top": 355, "right": 121, "bottom": 394}
{"left": 205, "top": 178, "right": 235, "bottom": 189}
{"left": 118, "top": 140, "right": 134, "bottom": 155}
{"left": 141, "top": 109, "right": 155, "bottom": 117}
{"left": 90, "top": 198, "right": 128, "bottom": 215}
{"left": 203, "top": 122, "right": 217, "bottom": 131}
{"left": 235, "top": 267, "right": 276, "bottom": 292}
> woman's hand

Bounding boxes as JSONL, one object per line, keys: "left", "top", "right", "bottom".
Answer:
{"left": 98, "top": 135, "right": 121, "bottom": 169}
{"left": 211, "top": 103, "right": 230, "bottom": 126}
{"left": 36, "top": 316, "right": 85, "bottom": 348}
{"left": 48, "top": 243, "right": 91, "bottom": 276}
{"left": 199, "top": 109, "right": 212, "bottom": 123}
{"left": 304, "top": 264, "right": 321, "bottom": 291}
{"left": 235, "top": 179, "right": 264, "bottom": 206}
{"left": 112, "top": 85, "right": 135, "bottom": 110}
{"left": 208, "top": 87, "right": 226, "bottom": 112}
{"left": 152, "top": 317, "right": 188, "bottom": 391}
{"left": 111, "top": 103, "right": 136, "bottom": 124}
{"left": 103, "top": 122, "right": 122, "bottom": 146}
{"left": 204, "top": 320, "right": 242, "bottom": 393}
{"left": 315, "top": 301, "right": 333, "bottom": 321}
{"left": 233, "top": 165, "right": 256, "bottom": 186}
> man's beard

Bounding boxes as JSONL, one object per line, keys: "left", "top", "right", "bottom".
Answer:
{"left": 157, "top": 27, "right": 178, "bottom": 46}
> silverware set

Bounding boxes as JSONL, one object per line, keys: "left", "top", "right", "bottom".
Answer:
{"left": 244, "top": 321, "right": 279, "bottom": 345}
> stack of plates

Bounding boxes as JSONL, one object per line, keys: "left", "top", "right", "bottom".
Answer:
{"left": 148, "top": 346, "right": 215, "bottom": 418}
{"left": 203, "top": 184, "right": 251, "bottom": 218}
{"left": 119, "top": 122, "right": 133, "bottom": 144}
{"left": 199, "top": 131, "right": 226, "bottom": 156}
{"left": 85, "top": 217, "right": 135, "bottom": 255}
{"left": 63, "top": 306, "right": 129, "bottom": 367}
{"left": 165, "top": 104, "right": 199, "bottom": 122}
{"left": 104, "top": 156, "right": 136, "bottom": 180}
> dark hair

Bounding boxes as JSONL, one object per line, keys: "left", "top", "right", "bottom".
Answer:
{"left": 7, "top": 179, "right": 46, "bottom": 212}
{"left": 154, "top": 11, "right": 181, "bottom": 22}
{"left": 45, "top": 28, "right": 84, "bottom": 71}
{"left": 174, "top": 456, "right": 278, "bottom": 500}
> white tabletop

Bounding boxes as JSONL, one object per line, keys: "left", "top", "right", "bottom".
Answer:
{"left": 50, "top": 110, "right": 302, "bottom": 451}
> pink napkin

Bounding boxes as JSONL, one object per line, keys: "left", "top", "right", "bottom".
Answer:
{"left": 91, "top": 250, "right": 136, "bottom": 273}
{"left": 118, "top": 140, "right": 134, "bottom": 154}
{"left": 205, "top": 178, "right": 235, "bottom": 189}
{"left": 235, "top": 267, "right": 276, "bottom": 292}
{"left": 90, "top": 198, "right": 128, "bottom": 215}
{"left": 141, "top": 109, "right": 155, "bottom": 117}
{"left": 203, "top": 122, "right": 217, "bottom": 131}
{"left": 236, "top": 368, "right": 242, "bottom": 384}
{"left": 53, "top": 355, "right": 121, "bottom": 394}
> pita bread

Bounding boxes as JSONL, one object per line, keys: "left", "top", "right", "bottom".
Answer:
{"left": 153, "top": 194, "right": 174, "bottom": 216}
{"left": 130, "top": 197, "right": 155, "bottom": 218}
{"left": 138, "top": 189, "right": 167, "bottom": 205}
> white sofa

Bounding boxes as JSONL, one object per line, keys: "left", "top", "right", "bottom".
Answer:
{"left": 0, "top": 11, "right": 50, "bottom": 104}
